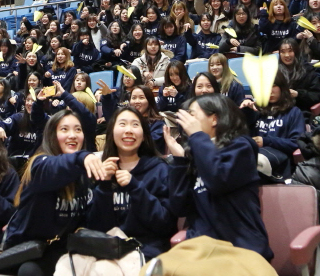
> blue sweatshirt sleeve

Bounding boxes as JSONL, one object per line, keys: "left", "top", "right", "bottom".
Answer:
{"left": 123, "top": 163, "right": 175, "bottom": 236}
{"left": 189, "top": 132, "right": 260, "bottom": 196}
{"left": 0, "top": 58, "right": 18, "bottom": 77}
{"left": 101, "top": 90, "right": 120, "bottom": 122}
{"left": 172, "top": 36, "right": 187, "bottom": 63}
{"left": 61, "top": 67, "right": 77, "bottom": 92}
{"left": 150, "top": 120, "right": 165, "bottom": 154}
{"left": 262, "top": 107, "right": 305, "bottom": 155}
{"left": 0, "top": 167, "right": 19, "bottom": 227}
{"left": 258, "top": 10, "right": 271, "bottom": 35}
{"left": 31, "top": 100, "right": 50, "bottom": 130}
{"left": 184, "top": 29, "right": 197, "bottom": 47}
{"left": 0, "top": 114, "right": 20, "bottom": 137}
{"left": 28, "top": 151, "right": 91, "bottom": 193}
{"left": 100, "top": 40, "right": 114, "bottom": 55}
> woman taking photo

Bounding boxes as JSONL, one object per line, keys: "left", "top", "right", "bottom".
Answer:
{"left": 158, "top": 60, "right": 191, "bottom": 112}
{"left": 1, "top": 110, "right": 105, "bottom": 276}
{"left": 87, "top": 106, "right": 176, "bottom": 261}
{"left": 164, "top": 93, "right": 273, "bottom": 261}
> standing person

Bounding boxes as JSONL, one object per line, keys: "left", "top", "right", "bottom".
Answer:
{"left": 44, "top": 47, "right": 77, "bottom": 92}
{"left": 164, "top": 93, "right": 274, "bottom": 261}
{"left": 0, "top": 110, "right": 105, "bottom": 276}
{"left": 259, "top": 0, "right": 298, "bottom": 53}
{"left": 132, "top": 36, "right": 170, "bottom": 89}
{"left": 87, "top": 107, "right": 176, "bottom": 261}
{"left": 157, "top": 60, "right": 191, "bottom": 112}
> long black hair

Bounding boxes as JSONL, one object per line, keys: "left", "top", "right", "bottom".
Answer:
{"left": 144, "top": 36, "right": 162, "bottom": 72}
{"left": 0, "top": 79, "right": 12, "bottom": 106}
{"left": 44, "top": 35, "right": 63, "bottom": 60}
{"left": 102, "top": 106, "right": 159, "bottom": 161}
{"left": 119, "top": 65, "right": 143, "bottom": 102}
{"left": 232, "top": 4, "right": 254, "bottom": 36}
{"left": 126, "top": 23, "right": 145, "bottom": 45}
{"left": 189, "top": 72, "right": 220, "bottom": 99}
{"left": 106, "top": 21, "right": 126, "bottom": 48}
{"left": 164, "top": 60, "right": 191, "bottom": 92}
{"left": 278, "top": 38, "right": 307, "bottom": 88}
{"left": 0, "top": 38, "right": 16, "bottom": 62}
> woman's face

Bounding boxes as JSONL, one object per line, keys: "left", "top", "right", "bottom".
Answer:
{"left": 169, "top": 67, "right": 181, "bottom": 86}
{"left": 164, "top": 24, "right": 175, "bottom": 36}
{"left": 25, "top": 94, "right": 34, "bottom": 114}
{"left": 82, "top": 7, "right": 89, "bottom": 17}
{"left": 189, "top": 101, "right": 217, "bottom": 138}
{"left": 50, "top": 22, "right": 58, "bottom": 33}
{"left": 121, "top": 9, "right": 129, "bottom": 22}
{"left": 42, "top": 14, "right": 49, "bottom": 24}
{"left": 111, "top": 22, "right": 120, "bottom": 34}
{"left": 147, "top": 9, "right": 157, "bottom": 22}
{"left": 309, "top": 0, "right": 320, "bottom": 11}
{"left": 194, "top": 75, "right": 214, "bottom": 95}
{"left": 26, "top": 52, "right": 37, "bottom": 67}
{"left": 311, "top": 17, "right": 320, "bottom": 33}
{"left": 80, "top": 34, "right": 90, "bottom": 41}
{"left": 113, "top": 110, "right": 144, "bottom": 156}
{"left": 56, "top": 115, "right": 84, "bottom": 154}
{"left": 1, "top": 45, "right": 8, "bottom": 55}
{"left": 130, "top": 88, "right": 149, "bottom": 116}
{"left": 28, "top": 74, "right": 40, "bottom": 88}
{"left": 88, "top": 19, "right": 97, "bottom": 29}
{"left": 209, "top": 58, "right": 223, "bottom": 79}
{"left": 66, "top": 13, "right": 73, "bottom": 22}
{"left": 146, "top": 41, "right": 159, "bottom": 55}
{"left": 133, "top": 25, "right": 143, "bottom": 40}
{"left": 56, "top": 49, "right": 67, "bottom": 64}
{"left": 114, "top": 5, "right": 121, "bottom": 16}
{"left": 269, "top": 85, "right": 281, "bottom": 103}
{"left": 200, "top": 16, "right": 212, "bottom": 31}
{"left": 235, "top": 8, "right": 248, "bottom": 24}
{"left": 30, "top": 30, "right": 38, "bottom": 38}
{"left": 123, "top": 69, "right": 135, "bottom": 88}
{"left": 0, "top": 83, "right": 4, "bottom": 94}
{"left": 131, "top": 0, "right": 139, "bottom": 7}
{"left": 273, "top": 2, "right": 284, "bottom": 15}
{"left": 174, "top": 6, "right": 184, "bottom": 16}
{"left": 50, "top": 37, "right": 60, "bottom": 50}
{"left": 25, "top": 39, "right": 33, "bottom": 51}
{"left": 211, "top": 0, "right": 221, "bottom": 10}
{"left": 74, "top": 76, "right": 87, "bottom": 91}
{"left": 280, "top": 43, "right": 295, "bottom": 66}
{"left": 71, "top": 22, "right": 79, "bottom": 32}
{"left": 20, "top": 23, "right": 27, "bottom": 32}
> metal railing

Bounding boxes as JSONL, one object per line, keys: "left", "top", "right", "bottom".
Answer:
{"left": 0, "top": 0, "right": 80, "bottom": 32}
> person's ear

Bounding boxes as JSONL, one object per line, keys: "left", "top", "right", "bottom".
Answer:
{"left": 211, "top": 114, "right": 217, "bottom": 128}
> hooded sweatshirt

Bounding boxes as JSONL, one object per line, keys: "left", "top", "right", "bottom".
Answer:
{"left": 87, "top": 156, "right": 177, "bottom": 260}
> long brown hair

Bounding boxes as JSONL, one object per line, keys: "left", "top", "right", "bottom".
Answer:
{"left": 52, "top": 47, "right": 74, "bottom": 72}
{"left": 14, "top": 110, "right": 85, "bottom": 206}
{"left": 268, "top": 0, "right": 291, "bottom": 24}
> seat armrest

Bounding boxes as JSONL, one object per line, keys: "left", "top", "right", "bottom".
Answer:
{"left": 170, "top": 230, "right": 187, "bottom": 247}
{"left": 311, "top": 103, "right": 320, "bottom": 116}
{"left": 290, "top": 226, "right": 320, "bottom": 265}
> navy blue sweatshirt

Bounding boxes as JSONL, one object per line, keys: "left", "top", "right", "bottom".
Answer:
{"left": 40, "top": 52, "right": 55, "bottom": 73}
{"left": 143, "top": 20, "right": 160, "bottom": 37}
{"left": 169, "top": 132, "right": 274, "bottom": 261}
{"left": 0, "top": 96, "right": 16, "bottom": 120}
{"left": 0, "top": 113, "right": 44, "bottom": 157}
{"left": 46, "top": 67, "right": 77, "bottom": 92}
{"left": 0, "top": 57, "right": 18, "bottom": 77}
{"left": 223, "top": 80, "right": 246, "bottom": 106}
{"left": 101, "top": 88, "right": 127, "bottom": 123}
{"left": 253, "top": 106, "right": 305, "bottom": 156}
{"left": 121, "top": 41, "right": 143, "bottom": 63}
{"left": 259, "top": 10, "right": 299, "bottom": 53}
{"left": 87, "top": 156, "right": 177, "bottom": 260}
{"left": 161, "top": 35, "right": 187, "bottom": 63}
{"left": 184, "top": 29, "right": 222, "bottom": 59}
{"left": 72, "top": 40, "right": 100, "bottom": 74}
{"left": 157, "top": 84, "right": 190, "bottom": 112}
{"left": 60, "top": 92, "right": 97, "bottom": 152}
{"left": 5, "top": 151, "right": 91, "bottom": 248}
{"left": 100, "top": 39, "right": 122, "bottom": 63}
{"left": 0, "top": 167, "right": 19, "bottom": 229}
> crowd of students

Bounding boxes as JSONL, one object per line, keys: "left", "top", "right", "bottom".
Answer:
{"left": 0, "top": 0, "right": 320, "bottom": 274}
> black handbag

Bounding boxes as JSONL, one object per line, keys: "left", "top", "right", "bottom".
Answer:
{"left": 67, "top": 228, "right": 142, "bottom": 260}
{"left": 0, "top": 240, "right": 47, "bottom": 270}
